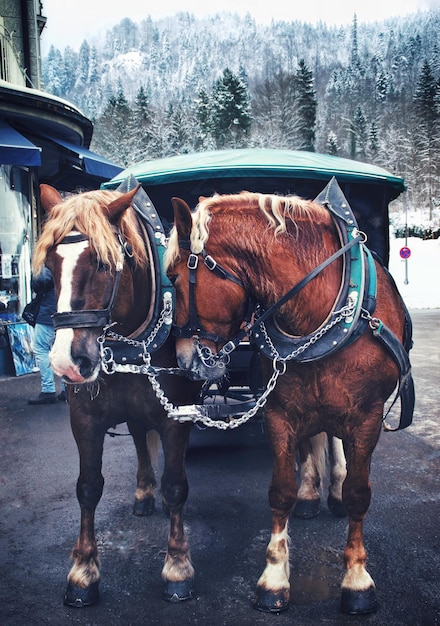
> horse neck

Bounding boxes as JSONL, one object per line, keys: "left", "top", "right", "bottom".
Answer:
{"left": 216, "top": 213, "right": 343, "bottom": 336}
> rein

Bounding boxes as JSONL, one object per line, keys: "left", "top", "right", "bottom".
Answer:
{"left": 219, "top": 231, "right": 364, "bottom": 360}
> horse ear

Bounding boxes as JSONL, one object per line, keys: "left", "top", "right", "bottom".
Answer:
{"left": 40, "top": 184, "right": 63, "bottom": 214}
{"left": 107, "top": 184, "right": 141, "bottom": 223}
{"left": 171, "top": 197, "right": 192, "bottom": 240}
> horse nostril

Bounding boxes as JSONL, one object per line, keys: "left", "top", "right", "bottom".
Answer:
{"left": 74, "top": 356, "right": 96, "bottom": 379}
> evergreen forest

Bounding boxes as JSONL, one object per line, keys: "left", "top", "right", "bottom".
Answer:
{"left": 42, "top": 10, "right": 440, "bottom": 220}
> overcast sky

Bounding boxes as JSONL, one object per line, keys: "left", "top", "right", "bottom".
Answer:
{"left": 41, "top": 0, "right": 439, "bottom": 53}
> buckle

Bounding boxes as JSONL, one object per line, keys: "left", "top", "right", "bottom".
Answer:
{"left": 204, "top": 255, "right": 217, "bottom": 271}
{"left": 221, "top": 340, "right": 236, "bottom": 355}
{"left": 187, "top": 253, "right": 198, "bottom": 270}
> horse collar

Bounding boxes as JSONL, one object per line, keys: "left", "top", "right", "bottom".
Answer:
{"left": 252, "top": 178, "right": 377, "bottom": 363}
{"left": 99, "top": 177, "right": 175, "bottom": 367}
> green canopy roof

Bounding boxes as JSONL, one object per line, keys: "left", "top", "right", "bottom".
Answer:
{"left": 105, "top": 148, "right": 405, "bottom": 195}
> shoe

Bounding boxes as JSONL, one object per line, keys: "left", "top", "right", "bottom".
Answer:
{"left": 58, "top": 391, "right": 67, "bottom": 402}
{"left": 28, "top": 392, "right": 57, "bottom": 405}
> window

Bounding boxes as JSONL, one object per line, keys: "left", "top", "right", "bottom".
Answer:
{"left": 0, "top": 166, "right": 34, "bottom": 318}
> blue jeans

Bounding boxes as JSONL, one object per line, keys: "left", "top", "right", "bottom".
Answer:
{"left": 33, "top": 323, "right": 56, "bottom": 393}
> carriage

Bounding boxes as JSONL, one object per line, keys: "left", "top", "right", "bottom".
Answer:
{"left": 103, "top": 148, "right": 404, "bottom": 265}
{"left": 36, "top": 148, "right": 413, "bottom": 615}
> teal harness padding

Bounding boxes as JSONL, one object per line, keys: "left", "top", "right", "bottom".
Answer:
{"left": 253, "top": 177, "right": 414, "bottom": 430}
{"left": 103, "top": 175, "right": 174, "bottom": 364}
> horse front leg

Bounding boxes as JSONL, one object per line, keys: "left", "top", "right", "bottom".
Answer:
{"left": 253, "top": 413, "right": 297, "bottom": 613}
{"left": 63, "top": 409, "right": 106, "bottom": 608}
{"left": 339, "top": 422, "right": 381, "bottom": 615}
{"left": 127, "top": 421, "right": 159, "bottom": 516}
{"left": 160, "top": 422, "right": 194, "bottom": 603}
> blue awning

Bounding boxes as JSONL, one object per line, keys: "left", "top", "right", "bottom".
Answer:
{"left": 47, "top": 136, "right": 123, "bottom": 180}
{"left": 0, "top": 120, "right": 42, "bottom": 166}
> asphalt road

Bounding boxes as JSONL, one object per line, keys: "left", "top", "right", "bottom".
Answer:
{"left": 0, "top": 310, "right": 438, "bottom": 626}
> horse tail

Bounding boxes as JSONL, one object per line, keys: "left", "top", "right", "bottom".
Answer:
{"left": 147, "top": 429, "right": 161, "bottom": 467}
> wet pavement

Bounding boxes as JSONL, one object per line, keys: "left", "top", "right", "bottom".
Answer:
{"left": 0, "top": 309, "right": 439, "bottom": 626}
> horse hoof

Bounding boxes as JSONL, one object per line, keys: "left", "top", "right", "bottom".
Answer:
{"left": 253, "top": 588, "right": 290, "bottom": 613}
{"left": 63, "top": 581, "right": 99, "bottom": 607}
{"left": 293, "top": 498, "right": 320, "bottom": 518}
{"left": 133, "top": 496, "right": 155, "bottom": 516}
{"left": 163, "top": 580, "right": 194, "bottom": 602}
{"left": 327, "top": 493, "right": 347, "bottom": 518}
{"left": 340, "top": 587, "right": 378, "bottom": 615}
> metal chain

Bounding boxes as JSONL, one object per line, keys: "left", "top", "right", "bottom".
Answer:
{"left": 95, "top": 302, "right": 358, "bottom": 430}
{"left": 98, "top": 297, "right": 172, "bottom": 375}
{"left": 95, "top": 304, "right": 282, "bottom": 428}
{"left": 162, "top": 359, "right": 284, "bottom": 429}
{"left": 172, "top": 304, "right": 356, "bottom": 428}
{"left": 258, "top": 303, "right": 356, "bottom": 362}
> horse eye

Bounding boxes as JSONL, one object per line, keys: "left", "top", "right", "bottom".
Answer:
{"left": 168, "top": 274, "right": 178, "bottom": 284}
{"left": 97, "top": 261, "right": 110, "bottom": 273}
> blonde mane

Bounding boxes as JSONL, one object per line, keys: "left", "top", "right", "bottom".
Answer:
{"left": 33, "top": 189, "right": 148, "bottom": 274}
{"left": 165, "top": 191, "right": 324, "bottom": 270}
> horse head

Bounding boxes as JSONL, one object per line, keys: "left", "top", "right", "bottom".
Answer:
{"left": 166, "top": 197, "right": 249, "bottom": 382}
{"left": 37, "top": 184, "right": 149, "bottom": 384}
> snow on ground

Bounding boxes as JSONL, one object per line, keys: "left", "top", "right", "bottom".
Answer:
{"left": 388, "top": 236, "right": 439, "bottom": 447}
{"left": 388, "top": 236, "right": 440, "bottom": 309}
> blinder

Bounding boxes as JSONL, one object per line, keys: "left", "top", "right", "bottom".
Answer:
{"left": 51, "top": 232, "right": 125, "bottom": 331}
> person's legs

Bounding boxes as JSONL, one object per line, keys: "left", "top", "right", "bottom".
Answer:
{"left": 28, "top": 323, "right": 57, "bottom": 404}
{"left": 33, "top": 323, "right": 56, "bottom": 392}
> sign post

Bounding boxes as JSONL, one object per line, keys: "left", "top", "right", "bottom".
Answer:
{"left": 399, "top": 246, "right": 411, "bottom": 284}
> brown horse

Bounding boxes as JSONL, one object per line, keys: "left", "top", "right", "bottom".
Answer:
{"left": 165, "top": 182, "right": 414, "bottom": 616}
{"left": 34, "top": 183, "right": 199, "bottom": 607}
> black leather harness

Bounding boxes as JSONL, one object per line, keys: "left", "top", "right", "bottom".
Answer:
{"left": 172, "top": 178, "right": 415, "bottom": 430}
{"left": 52, "top": 175, "right": 175, "bottom": 368}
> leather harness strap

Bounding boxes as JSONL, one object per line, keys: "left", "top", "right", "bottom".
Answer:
{"left": 172, "top": 240, "right": 248, "bottom": 345}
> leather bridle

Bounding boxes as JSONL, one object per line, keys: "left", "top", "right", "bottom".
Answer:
{"left": 51, "top": 231, "right": 129, "bottom": 331}
{"left": 171, "top": 239, "right": 254, "bottom": 348}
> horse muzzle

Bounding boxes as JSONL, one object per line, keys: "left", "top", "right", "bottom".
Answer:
{"left": 50, "top": 328, "right": 101, "bottom": 384}
{"left": 176, "top": 338, "right": 228, "bottom": 382}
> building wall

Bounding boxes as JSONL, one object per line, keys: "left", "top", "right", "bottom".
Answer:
{"left": 0, "top": 1, "right": 53, "bottom": 372}
{"left": 0, "top": 0, "right": 45, "bottom": 88}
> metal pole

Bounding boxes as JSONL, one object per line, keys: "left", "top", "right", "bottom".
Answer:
{"left": 404, "top": 189, "right": 409, "bottom": 285}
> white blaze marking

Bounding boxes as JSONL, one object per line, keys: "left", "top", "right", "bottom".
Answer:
{"left": 50, "top": 237, "right": 89, "bottom": 381}
{"left": 55, "top": 238, "right": 88, "bottom": 313}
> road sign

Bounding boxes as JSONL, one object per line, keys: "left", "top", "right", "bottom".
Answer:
{"left": 400, "top": 246, "right": 411, "bottom": 259}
